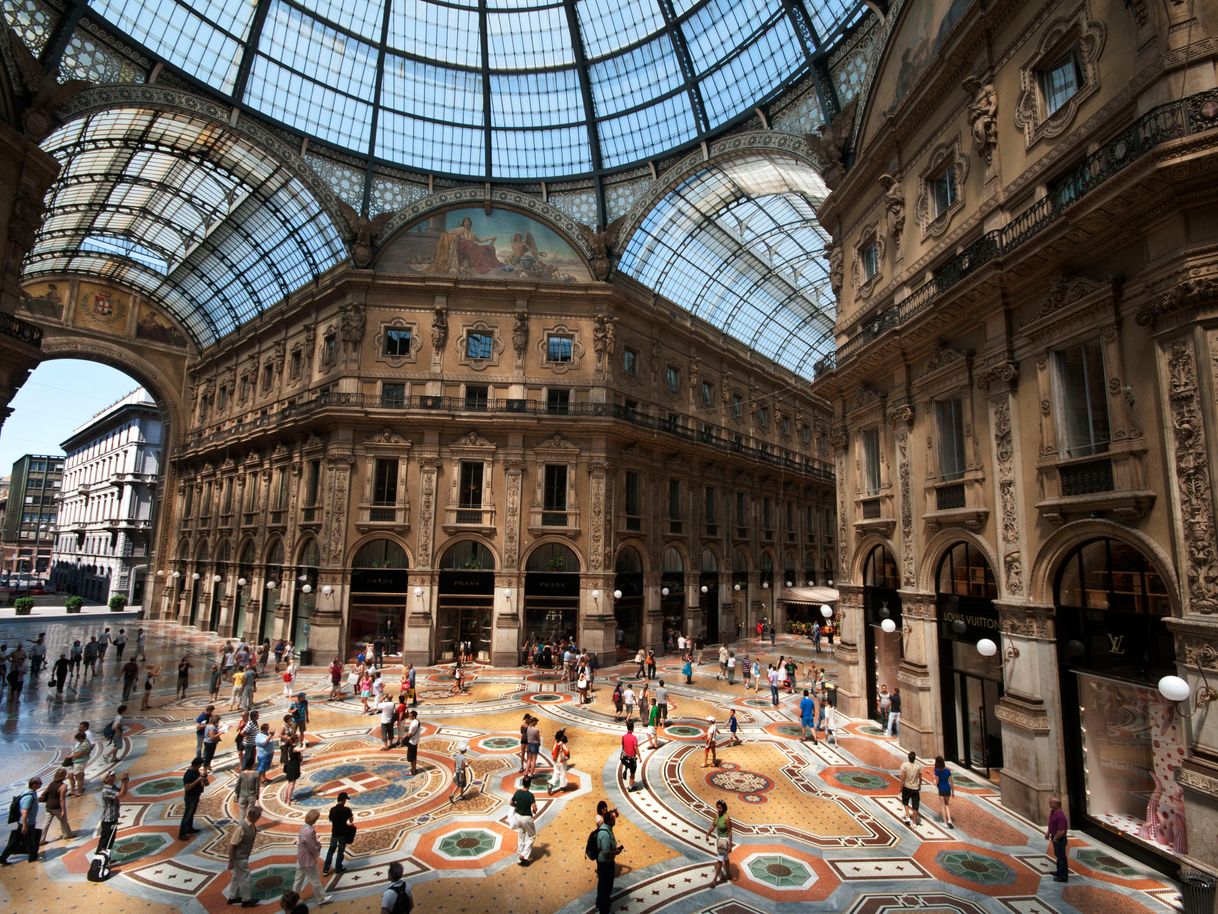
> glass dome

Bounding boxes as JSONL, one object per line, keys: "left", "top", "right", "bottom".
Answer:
{"left": 83, "top": 0, "right": 863, "bottom": 179}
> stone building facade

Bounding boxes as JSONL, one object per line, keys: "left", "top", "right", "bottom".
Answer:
{"left": 816, "top": 0, "right": 1218, "bottom": 873}
{"left": 158, "top": 233, "right": 835, "bottom": 667}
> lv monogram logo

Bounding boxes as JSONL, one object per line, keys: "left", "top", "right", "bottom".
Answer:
{"left": 1107, "top": 634, "right": 1127, "bottom": 655}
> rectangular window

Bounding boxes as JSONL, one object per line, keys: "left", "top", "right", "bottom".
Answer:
{"left": 622, "top": 347, "right": 639, "bottom": 376}
{"left": 381, "top": 382, "right": 406, "bottom": 407}
{"left": 261, "top": 362, "right": 274, "bottom": 392}
{"left": 762, "top": 496, "right": 773, "bottom": 529}
{"left": 201, "top": 482, "right": 212, "bottom": 516}
{"left": 464, "top": 384, "right": 489, "bottom": 410}
{"left": 704, "top": 485, "right": 717, "bottom": 528}
{"left": 289, "top": 349, "right": 302, "bottom": 379}
{"left": 273, "top": 469, "right": 288, "bottom": 510}
{"left": 546, "top": 388, "right": 570, "bottom": 414}
{"left": 780, "top": 415, "right": 790, "bottom": 437}
{"left": 756, "top": 406, "right": 769, "bottom": 429}
{"left": 385, "top": 327, "right": 412, "bottom": 357}
{"left": 322, "top": 332, "right": 337, "bottom": 365}
{"left": 543, "top": 464, "right": 568, "bottom": 512}
{"left": 861, "top": 237, "right": 879, "bottom": 279}
{"left": 221, "top": 479, "right": 233, "bottom": 514}
{"left": 625, "top": 471, "right": 641, "bottom": 528}
{"left": 217, "top": 385, "right": 229, "bottom": 410}
{"left": 244, "top": 473, "right": 258, "bottom": 511}
{"left": 701, "top": 381, "right": 714, "bottom": 407}
{"left": 372, "top": 458, "right": 398, "bottom": 506}
{"left": 546, "top": 334, "right": 574, "bottom": 363}
{"left": 665, "top": 366, "right": 680, "bottom": 393}
{"left": 305, "top": 459, "right": 321, "bottom": 506}
{"left": 862, "top": 428, "right": 882, "bottom": 494}
{"left": 931, "top": 166, "right": 958, "bottom": 218}
{"left": 668, "top": 479, "right": 682, "bottom": 530}
{"left": 624, "top": 398, "right": 638, "bottom": 420}
{"left": 735, "top": 491, "right": 747, "bottom": 531}
{"left": 1054, "top": 339, "right": 1110, "bottom": 458}
{"left": 459, "top": 461, "right": 484, "bottom": 508}
{"left": 935, "top": 398, "right": 967, "bottom": 480}
{"left": 785, "top": 500, "right": 794, "bottom": 529}
{"left": 1040, "top": 50, "right": 1082, "bottom": 116}
{"left": 183, "top": 485, "right": 194, "bottom": 518}
{"left": 731, "top": 392, "right": 743, "bottom": 419}
{"left": 466, "top": 332, "right": 494, "bottom": 360}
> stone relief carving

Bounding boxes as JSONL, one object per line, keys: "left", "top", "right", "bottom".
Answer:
{"left": 896, "top": 431, "right": 915, "bottom": 587}
{"left": 511, "top": 310, "right": 529, "bottom": 361}
{"left": 1167, "top": 340, "right": 1218, "bottom": 613}
{"left": 431, "top": 303, "right": 448, "bottom": 353}
{"left": 878, "top": 174, "right": 905, "bottom": 240}
{"left": 504, "top": 463, "right": 521, "bottom": 570}
{"left": 1014, "top": 15, "right": 1106, "bottom": 147}
{"left": 1137, "top": 275, "right": 1218, "bottom": 326}
{"left": 802, "top": 97, "right": 857, "bottom": 190}
{"left": 592, "top": 314, "right": 618, "bottom": 366}
{"left": 837, "top": 452, "right": 849, "bottom": 575}
{"left": 322, "top": 453, "right": 353, "bottom": 566}
{"left": 336, "top": 201, "right": 391, "bottom": 268}
{"left": 576, "top": 217, "right": 627, "bottom": 281}
{"left": 963, "top": 75, "right": 998, "bottom": 165}
{"left": 992, "top": 399, "right": 1023, "bottom": 594}
{"left": 417, "top": 457, "right": 439, "bottom": 566}
{"left": 589, "top": 468, "right": 606, "bottom": 574}
{"left": 339, "top": 302, "right": 364, "bottom": 350}
{"left": 825, "top": 243, "right": 844, "bottom": 298}
{"left": 8, "top": 30, "right": 90, "bottom": 140}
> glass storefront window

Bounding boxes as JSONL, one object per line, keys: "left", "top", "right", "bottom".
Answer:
{"left": 1075, "top": 672, "right": 1188, "bottom": 854}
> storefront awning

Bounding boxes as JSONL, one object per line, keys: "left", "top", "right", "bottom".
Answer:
{"left": 780, "top": 586, "right": 839, "bottom": 605}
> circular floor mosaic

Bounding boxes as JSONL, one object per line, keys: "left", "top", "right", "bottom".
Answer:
{"left": 746, "top": 853, "right": 815, "bottom": 888}
{"left": 830, "top": 770, "right": 891, "bottom": 790}
{"left": 935, "top": 849, "right": 1017, "bottom": 886}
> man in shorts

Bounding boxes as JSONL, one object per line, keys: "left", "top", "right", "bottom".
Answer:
{"left": 620, "top": 720, "right": 640, "bottom": 791}
{"left": 449, "top": 743, "right": 470, "bottom": 803}
{"left": 405, "top": 710, "right": 421, "bottom": 775}
{"left": 377, "top": 694, "right": 397, "bottom": 750}
{"left": 799, "top": 689, "right": 818, "bottom": 743}
{"left": 702, "top": 716, "right": 719, "bottom": 767}
{"left": 898, "top": 750, "right": 923, "bottom": 825}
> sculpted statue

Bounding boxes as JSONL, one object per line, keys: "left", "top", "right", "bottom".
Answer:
{"left": 577, "top": 217, "right": 627, "bottom": 281}
{"left": 593, "top": 313, "right": 618, "bottom": 361}
{"left": 825, "top": 243, "right": 844, "bottom": 298}
{"left": 963, "top": 76, "right": 998, "bottom": 163}
{"left": 512, "top": 309, "right": 529, "bottom": 359}
{"left": 339, "top": 302, "right": 365, "bottom": 347}
{"left": 336, "top": 201, "right": 392, "bottom": 268}
{"left": 9, "top": 27, "right": 89, "bottom": 140}
{"left": 878, "top": 174, "right": 905, "bottom": 239}
{"left": 431, "top": 304, "right": 448, "bottom": 353}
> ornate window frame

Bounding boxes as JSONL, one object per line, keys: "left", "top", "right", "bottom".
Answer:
{"left": 1014, "top": 11, "right": 1106, "bottom": 149}
{"left": 537, "top": 324, "right": 585, "bottom": 373}
{"left": 852, "top": 224, "right": 885, "bottom": 300}
{"left": 457, "top": 321, "right": 504, "bottom": 371}
{"left": 916, "top": 138, "right": 968, "bottom": 241}
{"left": 375, "top": 319, "right": 421, "bottom": 368}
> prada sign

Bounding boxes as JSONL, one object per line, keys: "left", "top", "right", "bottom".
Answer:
{"left": 938, "top": 596, "right": 999, "bottom": 644}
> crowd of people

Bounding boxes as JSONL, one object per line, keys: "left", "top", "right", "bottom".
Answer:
{"left": 0, "top": 624, "right": 1077, "bottom": 911}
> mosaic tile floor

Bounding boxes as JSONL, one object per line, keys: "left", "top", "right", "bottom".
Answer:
{"left": 0, "top": 621, "right": 1183, "bottom": 914}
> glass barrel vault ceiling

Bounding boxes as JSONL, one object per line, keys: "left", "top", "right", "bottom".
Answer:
{"left": 618, "top": 154, "right": 835, "bottom": 378}
{"left": 81, "top": 0, "right": 863, "bottom": 178}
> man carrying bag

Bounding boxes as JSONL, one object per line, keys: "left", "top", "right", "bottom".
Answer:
{"left": 1, "top": 777, "right": 43, "bottom": 864}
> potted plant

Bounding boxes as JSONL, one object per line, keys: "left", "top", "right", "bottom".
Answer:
{"left": 108, "top": 594, "right": 127, "bottom": 612}
{"left": 546, "top": 554, "right": 566, "bottom": 571}
{"left": 65, "top": 595, "right": 84, "bottom": 614}
{"left": 14, "top": 597, "right": 33, "bottom": 616}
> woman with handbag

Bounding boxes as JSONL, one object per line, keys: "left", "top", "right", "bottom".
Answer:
{"left": 40, "top": 768, "right": 71, "bottom": 843}
{"left": 548, "top": 729, "right": 570, "bottom": 795}
{"left": 705, "top": 799, "right": 733, "bottom": 886}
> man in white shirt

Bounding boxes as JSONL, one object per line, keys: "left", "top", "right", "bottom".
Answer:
{"left": 378, "top": 696, "right": 397, "bottom": 750}
{"left": 405, "top": 710, "right": 421, "bottom": 775}
{"left": 677, "top": 634, "right": 687, "bottom": 652}
{"left": 622, "top": 686, "right": 636, "bottom": 722}
{"left": 380, "top": 861, "right": 413, "bottom": 914}
{"left": 717, "top": 645, "right": 729, "bottom": 680}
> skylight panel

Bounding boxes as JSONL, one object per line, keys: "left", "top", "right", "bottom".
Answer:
{"left": 258, "top": 2, "right": 379, "bottom": 100}
{"left": 376, "top": 113, "right": 485, "bottom": 174}
{"left": 246, "top": 54, "right": 373, "bottom": 150}
{"left": 382, "top": 55, "right": 483, "bottom": 127}
{"left": 291, "top": 0, "right": 386, "bottom": 42}
{"left": 700, "top": 18, "right": 802, "bottom": 126}
{"left": 680, "top": 0, "right": 776, "bottom": 75}
{"left": 598, "top": 93, "right": 697, "bottom": 168}
{"left": 491, "top": 126, "right": 592, "bottom": 178}
{"left": 574, "top": 0, "right": 667, "bottom": 60}
{"left": 388, "top": 0, "right": 480, "bottom": 67}
{"left": 486, "top": 4, "right": 572, "bottom": 70}
{"left": 588, "top": 35, "right": 683, "bottom": 117}
{"left": 490, "top": 69, "right": 585, "bottom": 128}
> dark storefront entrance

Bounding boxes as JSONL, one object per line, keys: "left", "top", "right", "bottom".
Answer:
{"left": 524, "top": 543, "right": 581, "bottom": 644}
{"left": 348, "top": 539, "right": 409, "bottom": 658}
{"left": 613, "top": 547, "right": 644, "bottom": 659}
{"left": 862, "top": 544, "right": 901, "bottom": 725}
{"left": 438, "top": 541, "right": 494, "bottom": 662}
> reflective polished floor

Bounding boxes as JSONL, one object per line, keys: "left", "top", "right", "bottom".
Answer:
{"left": 0, "top": 619, "right": 1182, "bottom": 914}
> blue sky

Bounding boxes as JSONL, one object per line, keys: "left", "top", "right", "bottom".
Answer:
{"left": 0, "top": 360, "right": 142, "bottom": 478}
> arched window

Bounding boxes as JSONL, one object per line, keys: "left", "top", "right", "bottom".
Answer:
{"left": 700, "top": 548, "right": 718, "bottom": 574}
{"left": 297, "top": 538, "right": 320, "bottom": 569}
{"left": 936, "top": 542, "right": 997, "bottom": 600}
{"left": 615, "top": 546, "right": 643, "bottom": 574}
{"left": 1055, "top": 538, "right": 1168, "bottom": 614}
{"left": 353, "top": 538, "right": 409, "bottom": 569}
{"left": 862, "top": 545, "right": 897, "bottom": 589}
{"left": 526, "top": 543, "right": 580, "bottom": 573}
{"left": 661, "top": 547, "right": 684, "bottom": 574}
{"left": 440, "top": 540, "right": 495, "bottom": 570}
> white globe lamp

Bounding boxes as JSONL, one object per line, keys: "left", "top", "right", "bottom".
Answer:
{"left": 880, "top": 618, "right": 896, "bottom": 634}
{"left": 1158, "top": 675, "right": 1191, "bottom": 703}
{"left": 820, "top": 604, "right": 833, "bottom": 618}
{"left": 976, "top": 638, "right": 998, "bottom": 657}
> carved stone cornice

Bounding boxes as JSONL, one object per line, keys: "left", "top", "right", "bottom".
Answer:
{"left": 899, "top": 596, "right": 937, "bottom": 622}
{"left": 995, "top": 694, "right": 1051, "bottom": 733}
{"left": 1136, "top": 273, "right": 1218, "bottom": 327}
{"left": 996, "top": 601, "right": 1055, "bottom": 641}
{"left": 975, "top": 359, "right": 1019, "bottom": 392}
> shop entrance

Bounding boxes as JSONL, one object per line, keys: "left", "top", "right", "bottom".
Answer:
{"left": 524, "top": 543, "right": 581, "bottom": 646}
{"left": 438, "top": 541, "right": 495, "bottom": 662}
{"left": 936, "top": 542, "right": 1003, "bottom": 776}
{"left": 862, "top": 544, "right": 901, "bottom": 725}
{"left": 613, "top": 546, "right": 644, "bottom": 659}
{"left": 1054, "top": 537, "right": 1180, "bottom": 863}
{"left": 348, "top": 538, "right": 408, "bottom": 658}
{"left": 258, "top": 538, "right": 285, "bottom": 644}
{"left": 290, "top": 539, "right": 319, "bottom": 660}
{"left": 700, "top": 548, "right": 719, "bottom": 644}
{"left": 661, "top": 547, "right": 685, "bottom": 649}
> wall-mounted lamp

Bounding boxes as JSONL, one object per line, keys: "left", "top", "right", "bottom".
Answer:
{"left": 785, "top": 580, "right": 794, "bottom": 588}
{"left": 1158, "top": 645, "right": 1218, "bottom": 717}
{"left": 212, "top": 574, "right": 222, "bottom": 583}
{"left": 237, "top": 577, "right": 247, "bottom": 587}
{"left": 880, "top": 618, "right": 896, "bottom": 634}
{"left": 977, "top": 637, "right": 1019, "bottom": 669}
{"left": 820, "top": 604, "right": 833, "bottom": 619}
{"left": 172, "top": 571, "right": 181, "bottom": 579}
{"left": 192, "top": 572, "right": 200, "bottom": 581}
{"left": 298, "top": 574, "right": 308, "bottom": 583}
{"left": 156, "top": 569, "right": 165, "bottom": 578}
{"left": 661, "top": 587, "right": 670, "bottom": 597}
{"left": 321, "top": 584, "right": 333, "bottom": 597}
{"left": 761, "top": 581, "right": 770, "bottom": 590}
{"left": 413, "top": 586, "right": 424, "bottom": 598}
{"left": 733, "top": 583, "right": 742, "bottom": 591}
{"left": 266, "top": 580, "right": 277, "bottom": 589}
{"left": 613, "top": 589, "right": 623, "bottom": 600}
{"left": 301, "top": 584, "right": 312, "bottom": 594}
{"left": 806, "top": 580, "right": 814, "bottom": 587}
{"left": 700, "top": 585, "right": 709, "bottom": 594}
{"left": 591, "top": 589, "right": 601, "bottom": 600}
{"left": 827, "top": 579, "right": 834, "bottom": 587}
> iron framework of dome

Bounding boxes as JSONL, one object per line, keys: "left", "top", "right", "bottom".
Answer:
{"left": 67, "top": 0, "right": 863, "bottom": 180}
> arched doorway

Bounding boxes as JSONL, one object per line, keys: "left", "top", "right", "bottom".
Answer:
{"left": 259, "top": 538, "right": 285, "bottom": 644}
{"left": 700, "top": 548, "right": 719, "bottom": 644}
{"left": 731, "top": 550, "right": 749, "bottom": 640}
{"left": 349, "top": 538, "right": 409, "bottom": 658}
{"left": 290, "top": 539, "right": 320, "bottom": 659}
{"left": 189, "top": 540, "right": 207, "bottom": 627}
{"left": 613, "top": 547, "right": 644, "bottom": 659}
{"left": 438, "top": 541, "right": 495, "bottom": 662}
{"left": 935, "top": 542, "right": 1002, "bottom": 775}
{"left": 524, "top": 543, "right": 581, "bottom": 645}
{"left": 1053, "top": 537, "right": 1181, "bottom": 858}
{"left": 759, "top": 552, "right": 775, "bottom": 637}
{"left": 862, "top": 544, "right": 900, "bottom": 725}
{"left": 661, "top": 546, "right": 685, "bottom": 650}
{"left": 209, "top": 539, "right": 230, "bottom": 632}
{"left": 233, "top": 539, "right": 255, "bottom": 642}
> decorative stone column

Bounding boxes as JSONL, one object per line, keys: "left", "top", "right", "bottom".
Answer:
{"left": 492, "top": 572, "right": 521, "bottom": 667}
{"left": 406, "top": 451, "right": 441, "bottom": 663}
{"left": 643, "top": 571, "right": 664, "bottom": 652}
{"left": 309, "top": 443, "right": 354, "bottom": 658}
{"left": 580, "top": 574, "right": 617, "bottom": 665}
{"left": 895, "top": 591, "right": 939, "bottom": 757}
{"left": 833, "top": 584, "right": 865, "bottom": 717}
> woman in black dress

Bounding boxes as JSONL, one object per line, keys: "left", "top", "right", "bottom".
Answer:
{"left": 283, "top": 742, "right": 303, "bottom": 803}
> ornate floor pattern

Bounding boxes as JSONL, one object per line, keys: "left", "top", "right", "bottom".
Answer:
{"left": 0, "top": 622, "right": 1185, "bottom": 914}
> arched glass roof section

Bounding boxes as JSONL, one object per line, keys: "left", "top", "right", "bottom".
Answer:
{"left": 24, "top": 108, "right": 347, "bottom": 348}
{"left": 617, "top": 153, "right": 834, "bottom": 379}
{"left": 78, "top": 0, "right": 864, "bottom": 179}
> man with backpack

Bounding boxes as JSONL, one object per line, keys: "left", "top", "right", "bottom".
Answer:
{"left": 0, "top": 777, "right": 42, "bottom": 864}
{"left": 590, "top": 805, "right": 624, "bottom": 914}
{"left": 380, "top": 861, "right": 413, "bottom": 914}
